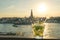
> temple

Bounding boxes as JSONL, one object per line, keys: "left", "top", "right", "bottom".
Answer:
{"left": 29, "top": 9, "right": 34, "bottom": 21}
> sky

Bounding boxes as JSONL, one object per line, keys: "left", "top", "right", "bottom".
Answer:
{"left": 0, "top": 0, "right": 60, "bottom": 17}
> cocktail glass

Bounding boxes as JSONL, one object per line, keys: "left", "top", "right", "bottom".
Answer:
{"left": 32, "top": 22, "right": 44, "bottom": 39}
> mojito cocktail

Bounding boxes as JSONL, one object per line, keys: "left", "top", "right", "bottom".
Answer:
{"left": 32, "top": 22, "right": 45, "bottom": 38}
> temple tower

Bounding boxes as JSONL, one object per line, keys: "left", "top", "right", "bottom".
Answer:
{"left": 29, "top": 9, "right": 33, "bottom": 19}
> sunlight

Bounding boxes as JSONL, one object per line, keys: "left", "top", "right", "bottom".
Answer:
{"left": 37, "top": 3, "right": 47, "bottom": 13}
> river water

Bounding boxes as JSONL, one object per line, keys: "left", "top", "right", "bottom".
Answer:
{"left": 43, "top": 23, "right": 60, "bottom": 39}
{"left": 0, "top": 24, "right": 33, "bottom": 38}
{"left": 0, "top": 23, "right": 60, "bottom": 39}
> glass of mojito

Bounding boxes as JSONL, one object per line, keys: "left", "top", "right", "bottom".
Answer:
{"left": 32, "top": 21, "right": 45, "bottom": 39}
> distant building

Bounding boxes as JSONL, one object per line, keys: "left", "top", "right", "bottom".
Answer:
{"left": 29, "top": 9, "right": 34, "bottom": 19}
{"left": 29, "top": 9, "right": 34, "bottom": 23}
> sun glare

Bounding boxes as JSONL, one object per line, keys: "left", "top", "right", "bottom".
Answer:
{"left": 37, "top": 3, "right": 47, "bottom": 13}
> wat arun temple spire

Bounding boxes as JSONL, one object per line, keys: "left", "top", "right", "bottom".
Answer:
{"left": 29, "top": 9, "right": 34, "bottom": 19}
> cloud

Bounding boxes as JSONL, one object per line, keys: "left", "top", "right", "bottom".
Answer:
{"left": 5, "top": 5, "right": 19, "bottom": 12}
{"left": 6, "top": 5, "right": 15, "bottom": 10}
{"left": 5, "top": 5, "right": 22, "bottom": 13}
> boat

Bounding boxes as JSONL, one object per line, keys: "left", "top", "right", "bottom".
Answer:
{"left": 13, "top": 22, "right": 32, "bottom": 25}
{"left": 13, "top": 24, "right": 18, "bottom": 27}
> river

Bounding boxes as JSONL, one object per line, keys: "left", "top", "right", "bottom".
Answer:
{"left": 0, "top": 23, "right": 60, "bottom": 39}
{"left": 43, "top": 23, "right": 60, "bottom": 39}
{"left": 0, "top": 24, "right": 33, "bottom": 38}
